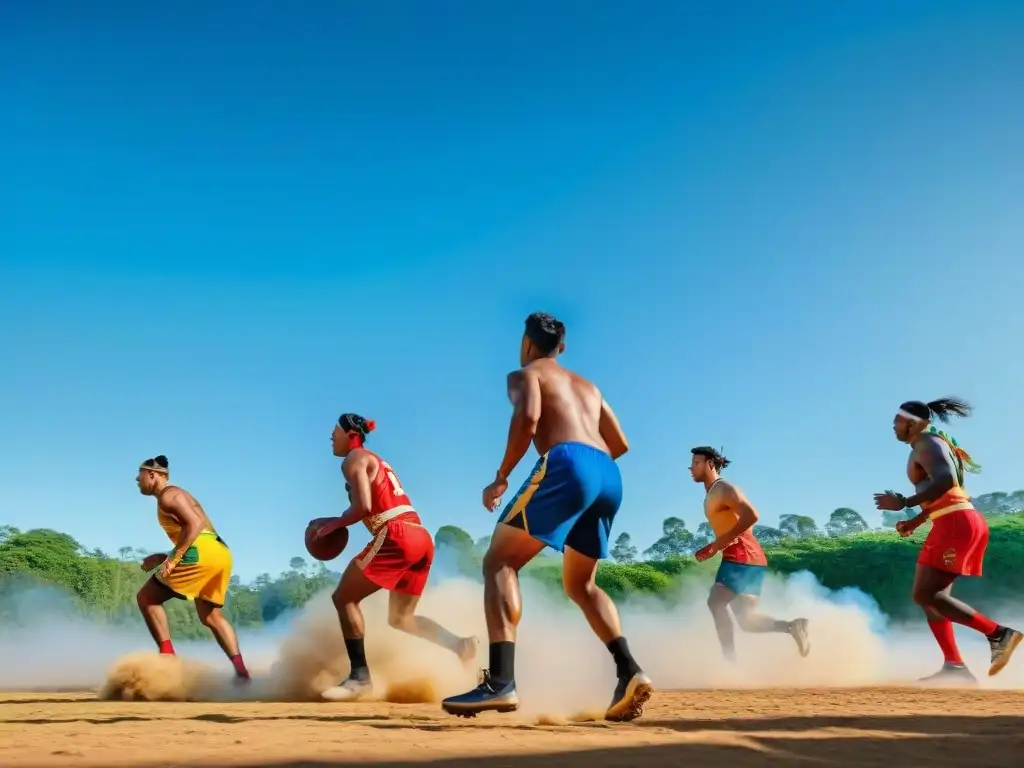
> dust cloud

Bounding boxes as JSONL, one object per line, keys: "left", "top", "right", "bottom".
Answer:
{"left": 3, "top": 554, "right": 1024, "bottom": 716}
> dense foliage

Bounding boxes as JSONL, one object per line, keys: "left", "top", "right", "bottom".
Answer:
{"left": 2, "top": 489, "right": 1022, "bottom": 638}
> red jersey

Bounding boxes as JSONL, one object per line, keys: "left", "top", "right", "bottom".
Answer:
{"left": 721, "top": 531, "right": 768, "bottom": 566}
{"left": 704, "top": 478, "right": 768, "bottom": 566}
{"left": 355, "top": 449, "right": 422, "bottom": 533}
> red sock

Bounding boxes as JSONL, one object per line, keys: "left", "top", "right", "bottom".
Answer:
{"left": 158, "top": 640, "right": 175, "bottom": 655}
{"left": 230, "top": 654, "right": 250, "bottom": 678}
{"left": 927, "top": 619, "right": 963, "bottom": 665}
{"left": 958, "top": 612, "right": 999, "bottom": 636}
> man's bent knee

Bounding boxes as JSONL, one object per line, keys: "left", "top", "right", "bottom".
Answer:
{"left": 708, "top": 586, "right": 732, "bottom": 611}
{"left": 388, "top": 611, "right": 414, "bottom": 631}
{"left": 387, "top": 599, "right": 415, "bottom": 631}
{"left": 912, "top": 586, "right": 936, "bottom": 608}
{"left": 136, "top": 579, "right": 164, "bottom": 609}
{"left": 483, "top": 524, "right": 544, "bottom": 576}
{"left": 483, "top": 546, "right": 531, "bottom": 579}
{"left": 333, "top": 589, "right": 359, "bottom": 613}
{"left": 563, "top": 578, "right": 598, "bottom": 606}
{"left": 481, "top": 548, "right": 505, "bottom": 577}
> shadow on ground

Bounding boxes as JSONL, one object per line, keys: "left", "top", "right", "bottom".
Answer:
{"left": 15, "top": 713, "right": 1023, "bottom": 768}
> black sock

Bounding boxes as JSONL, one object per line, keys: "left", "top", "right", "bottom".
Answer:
{"left": 987, "top": 626, "right": 1006, "bottom": 641}
{"left": 607, "top": 636, "right": 641, "bottom": 679}
{"left": 345, "top": 637, "right": 369, "bottom": 675}
{"left": 488, "top": 641, "right": 515, "bottom": 687}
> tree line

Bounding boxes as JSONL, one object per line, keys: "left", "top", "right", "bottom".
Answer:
{"left": 0, "top": 525, "right": 339, "bottom": 640}
{"left": 2, "top": 489, "right": 1022, "bottom": 639}
{"left": 437, "top": 489, "right": 1024, "bottom": 565}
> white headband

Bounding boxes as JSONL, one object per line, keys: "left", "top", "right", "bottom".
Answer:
{"left": 897, "top": 408, "right": 928, "bottom": 423}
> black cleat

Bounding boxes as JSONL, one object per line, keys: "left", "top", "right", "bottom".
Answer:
{"left": 441, "top": 670, "right": 519, "bottom": 717}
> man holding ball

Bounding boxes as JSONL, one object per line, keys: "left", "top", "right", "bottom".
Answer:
{"left": 309, "top": 413, "right": 479, "bottom": 702}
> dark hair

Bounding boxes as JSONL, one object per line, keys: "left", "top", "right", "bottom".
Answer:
{"left": 339, "top": 413, "right": 377, "bottom": 439}
{"left": 691, "top": 446, "right": 730, "bottom": 471}
{"left": 900, "top": 396, "right": 973, "bottom": 424}
{"left": 524, "top": 312, "right": 565, "bottom": 356}
{"left": 140, "top": 455, "right": 169, "bottom": 471}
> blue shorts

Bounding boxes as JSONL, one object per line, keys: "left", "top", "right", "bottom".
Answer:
{"left": 715, "top": 561, "right": 767, "bottom": 597}
{"left": 498, "top": 442, "right": 622, "bottom": 560}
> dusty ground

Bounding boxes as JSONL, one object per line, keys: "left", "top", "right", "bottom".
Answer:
{"left": 2, "top": 688, "right": 1024, "bottom": 768}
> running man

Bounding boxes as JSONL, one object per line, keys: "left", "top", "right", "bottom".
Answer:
{"left": 689, "top": 447, "right": 810, "bottom": 662}
{"left": 873, "top": 397, "right": 1022, "bottom": 683}
{"left": 313, "top": 413, "right": 479, "bottom": 701}
{"left": 441, "top": 312, "right": 652, "bottom": 722}
{"left": 135, "top": 455, "right": 250, "bottom": 680}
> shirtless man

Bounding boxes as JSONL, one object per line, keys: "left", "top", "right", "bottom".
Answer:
{"left": 135, "top": 455, "right": 250, "bottom": 680}
{"left": 873, "top": 397, "right": 1022, "bottom": 683}
{"left": 689, "top": 447, "right": 810, "bottom": 662}
{"left": 441, "top": 312, "right": 652, "bottom": 721}
{"left": 312, "top": 414, "right": 479, "bottom": 701}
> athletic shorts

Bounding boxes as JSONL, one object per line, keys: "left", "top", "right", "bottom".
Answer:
{"left": 155, "top": 532, "right": 233, "bottom": 607}
{"left": 356, "top": 519, "right": 434, "bottom": 596}
{"left": 918, "top": 507, "right": 989, "bottom": 577}
{"left": 498, "top": 441, "right": 622, "bottom": 560}
{"left": 715, "top": 560, "right": 767, "bottom": 597}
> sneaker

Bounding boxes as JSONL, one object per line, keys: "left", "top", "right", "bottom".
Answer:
{"left": 321, "top": 672, "right": 373, "bottom": 702}
{"left": 789, "top": 618, "right": 811, "bottom": 657}
{"left": 441, "top": 670, "right": 518, "bottom": 718}
{"left": 917, "top": 662, "right": 977, "bottom": 686}
{"left": 455, "top": 636, "right": 480, "bottom": 666}
{"left": 605, "top": 671, "right": 653, "bottom": 723}
{"left": 988, "top": 627, "right": 1023, "bottom": 677}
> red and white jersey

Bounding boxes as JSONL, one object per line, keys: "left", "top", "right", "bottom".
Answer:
{"left": 353, "top": 449, "right": 421, "bottom": 533}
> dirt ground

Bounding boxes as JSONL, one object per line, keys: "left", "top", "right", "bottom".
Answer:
{"left": 2, "top": 688, "right": 1024, "bottom": 768}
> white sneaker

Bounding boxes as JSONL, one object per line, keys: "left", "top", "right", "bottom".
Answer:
{"left": 321, "top": 676, "right": 373, "bottom": 702}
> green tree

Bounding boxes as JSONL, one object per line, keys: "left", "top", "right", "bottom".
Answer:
{"left": 779, "top": 514, "right": 819, "bottom": 539}
{"left": 973, "top": 491, "right": 1024, "bottom": 517}
{"left": 644, "top": 517, "right": 695, "bottom": 559}
{"left": 825, "top": 508, "right": 869, "bottom": 537}
{"left": 753, "top": 525, "right": 783, "bottom": 546}
{"left": 693, "top": 522, "right": 714, "bottom": 549}
{"left": 436, "top": 525, "right": 475, "bottom": 552}
{"left": 610, "top": 533, "right": 638, "bottom": 564}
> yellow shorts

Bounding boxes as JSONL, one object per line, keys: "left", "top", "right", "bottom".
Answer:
{"left": 155, "top": 532, "right": 233, "bottom": 607}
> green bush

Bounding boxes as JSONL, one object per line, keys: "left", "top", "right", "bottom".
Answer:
{"left": 3, "top": 514, "right": 1022, "bottom": 635}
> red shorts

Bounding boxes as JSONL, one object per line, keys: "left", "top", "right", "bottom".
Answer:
{"left": 918, "top": 507, "right": 989, "bottom": 577}
{"left": 355, "top": 520, "right": 434, "bottom": 596}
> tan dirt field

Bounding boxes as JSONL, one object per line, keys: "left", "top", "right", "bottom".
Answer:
{"left": 2, "top": 688, "right": 1024, "bottom": 768}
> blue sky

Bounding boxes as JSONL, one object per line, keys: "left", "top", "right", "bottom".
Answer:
{"left": 1, "top": 1, "right": 1022, "bottom": 581}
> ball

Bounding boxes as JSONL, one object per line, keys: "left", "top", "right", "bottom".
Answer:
{"left": 304, "top": 518, "right": 349, "bottom": 562}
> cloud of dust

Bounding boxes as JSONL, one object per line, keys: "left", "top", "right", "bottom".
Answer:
{"left": 5, "top": 553, "right": 1024, "bottom": 711}
{"left": 0, "top": 583, "right": 280, "bottom": 694}
{"left": 0, "top": 585, "right": 148, "bottom": 691}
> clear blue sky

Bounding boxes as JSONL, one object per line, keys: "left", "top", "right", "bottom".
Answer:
{"left": 1, "top": 1, "right": 1022, "bottom": 581}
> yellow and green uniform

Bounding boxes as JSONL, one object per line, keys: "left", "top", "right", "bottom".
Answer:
{"left": 154, "top": 504, "right": 233, "bottom": 607}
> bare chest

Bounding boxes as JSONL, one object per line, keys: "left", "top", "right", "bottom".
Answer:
{"left": 906, "top": 454, "right": 929, "bottom": 485}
